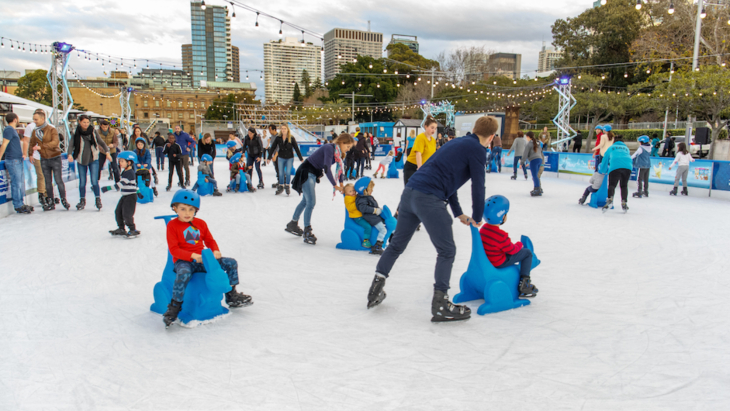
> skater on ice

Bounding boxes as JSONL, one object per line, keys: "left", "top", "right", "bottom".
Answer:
{"left": 162, "top": 190, "right": 252, "bottom": 327}
{"left": 521, "top": 131, "right": 544, "bottom": 197}
{"left": 69, "top": 114, "right": 112, "bottom": 211}
{"left": 163, "top": 133, "right": 185, "bottom": 191}
{"left": 632, "top": 135, "right": 652, "bottom": 198}
{"left": 373, "top": 150, "right": 394, "bottom": 179}
{"left": 192, "top": 154, "right": 223, "bottom": 196}
{"left": 228, "top": 153, "right": 256, "bottom": 192}
{"left": 110, "top": 151, "right": 140, "bottom": 238}
{"left": 133, "top": 136, "right": 158, "bottom": 197}
{"left": 27, "top": 109, "right": 70, "bottom": 210}
{"left": 367, "top": 116, "right": 498, "bottom": 322}
{"left": 269, "top": 124, "right": 303, "bottom": 196}
{"left": 598, "top": 134, "right": 632, "bottom": 213}
{"left": 668, "top": 142, "right": 695, "bottom": 196}
{"left": 507, "top": 131, "right": 528, "bottom": 181}
{"left": 353, "top": 177, "right": 389, "bottom": 255}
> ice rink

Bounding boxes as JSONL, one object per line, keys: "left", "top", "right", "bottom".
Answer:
{"left": 1, "top": 160, "right": 729, "bottom": 410}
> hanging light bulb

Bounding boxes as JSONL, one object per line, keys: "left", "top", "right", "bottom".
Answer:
{"left": 301, "top": 31, "right": 306, "bottom": 46}
{"left": 701, "top": 8, "right": 706, "bottom": 19}
{"left": 353, "top": 56, "right": 357, "bottom": 63}
{"left": 668, "top": 1, "right": 674, "bottom": 14}
{"left": 624, "top": 71, "right": 628, "bottom": 78}
{"left": 10, "top": 41, "right": 13, "bottom": 50}
{"left": 646, "top": 68, "right": 651, "bottom": 74}
{"left": 232, "top": 5, "right": 236, "bottom": 17}
{"left": 279, "top": 21, "right": 283, "bottom": 38}
{"left": 1, "top": 38, "right": 4, "bottom": 48}
{"left": 201, "top": 0, "right": 206, "bottom": 10}
{"left": 369, "top": 63, "right": 373, "bottom": 69}
{"left": 246, "top": 71, "right": 249, "bottom": 80}
{"left": 255, "top": 12, "right": 259, "bottom": 27}
{"left": 635, "top": 0, "right": 642, "bottom": 10}
{"left": 600, "top": 0, "right": 607, "bottom": 5}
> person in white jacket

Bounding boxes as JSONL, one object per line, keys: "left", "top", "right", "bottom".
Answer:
{"left": 668, "top": 142, "right": 694, "bottom": 196}
{"left": 373, "top": 150, "right": 393, "bottom": 178}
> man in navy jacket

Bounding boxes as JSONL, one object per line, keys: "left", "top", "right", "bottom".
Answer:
{"left": 367, "top": 116, "right": 498, "bottom": 322}
{"left": 174, "top": 125, "right": 195, "bottom": 186}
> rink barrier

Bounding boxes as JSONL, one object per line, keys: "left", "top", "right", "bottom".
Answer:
{"left": 336, "top": 205, "right": 397, "bottom": 252}
{"left": 453, "top": 225, "right": 540, "bottom": 315}
{"left": 0, "top": 154, "right": 77, "bottom": 207}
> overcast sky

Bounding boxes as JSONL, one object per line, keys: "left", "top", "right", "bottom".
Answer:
{"left": 0, "top": 0, "right": 589, "bottom": 100}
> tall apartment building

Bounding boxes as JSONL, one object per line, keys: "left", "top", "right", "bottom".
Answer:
{"left": 182, "top": 44, "right": 192, "bottom": 77}
{"left": 135, "top": 68, "right": 193, "bottom": 89}
{"left": 538, "top": 43, "right": 562, "bottom": 73}
{"left": 189, "top": 1, "right": 232, "bottom": 86}
{"left": 232, "top": 45, "right": 240, "bottom": 83}
{"left": 387, "top": 34, "right": 419, "bottom": 56}
{"left": 263, "top": 37, "right": 322, "bottom": 104}
{"left": 324, "top": 28, "right": 383, "bottom": 81}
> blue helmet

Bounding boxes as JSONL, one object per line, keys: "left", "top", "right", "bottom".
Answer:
{"left": 226, "top": 140, "right": 237, "bottom": 148}
{"left": 602, "top": 125, "right": 612, "bottom": 132}
{"left": 638, "top": 135, "right": 650, "bottom": 144}
{"left": 483, "top": 195, "right": 509, "bottom": 225}
{"left": 595, "top": 125, "right": 604, "bottom": 131}
{"left": 229, "top": 152, "right": 242, "bottom": 164}
{"left": 171, "top": 189, "right": 201, "bottom": 210}
{"left": 135, "top": 137, "right": 146, "bottom": 144}
{"left": 354, "top": 177, "right": 372, "bottom": 195}
{"left": 117, "top": 151, "right": 138, "bottom": 163}
{"left": 201, "top": 154, "right": 213, "bottom": 162}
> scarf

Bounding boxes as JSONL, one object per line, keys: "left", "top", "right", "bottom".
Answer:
{"left": 34, "top": 122, "right": 48, "bottom": 142}
{"left": 333, "top": 144, "right": 345, "bottom": 198}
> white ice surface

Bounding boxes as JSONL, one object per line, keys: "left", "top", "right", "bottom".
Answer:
{"left": 1, "top": 161, "right": 729, "bottom": 411}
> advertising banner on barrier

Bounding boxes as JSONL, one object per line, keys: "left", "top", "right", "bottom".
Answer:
{"left": 215, "top": 144, "right": 227, "bottom": 157}
{"left": 712, "top": 161, "right": 730, "bottom": 191}
{"left": 543, "top": 152, "right": 559, "bottom": 173}
{"left": 373, "top": 144, "right": 392, "bottom": 157}
{"left": 0, "top": 154, "right": 78, "bottom": 206}
{"left": 499, "top": 150, "right": 516, "bottom": 169}
{"left": 558, "top": 153, "right": 595, "bottom": 176}
{"left": 648, "top": 158, "right": 712, "bottom": 189}
{"left": 0, "top": 161, "right": 7, "bottom": 205}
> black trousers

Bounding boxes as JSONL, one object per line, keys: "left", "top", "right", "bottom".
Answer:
{"left": 573, "top": 145, "right": 582, "bottom": 153}
{"left": 115, "top": 194, "right": 137, "bottom": 230}
{"left": 608, "top": 168, "right": 631, "bottom": 202}
{"left": 637, "top": 168, "right": 650, "bottom": 193}
{"left": 41, "top": 156, "right": 66, "bottom": 199}
{"left": 403, "top": 161, "right": 418, "bottom": 186}
{"left": 99, "top": 153, "right": 120, "bottom": 183}
{"left": 247, "top": 155, "right": 263, "bottom": 184}
{"left": 168, "top": 161, "right": 184, "bottom": 187}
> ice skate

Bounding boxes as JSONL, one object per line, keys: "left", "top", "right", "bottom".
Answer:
{"left": 15, "top": 206, "right": 32, "bottom": 214}
{"left": 602, "top": 197, "right": 613, "bottom": 213}
{"left": 275, "top": 185, "right": 284, "bottom": 195}
{"left": 257, "top": 182, "right": 264, "bottom": 190}
{"left": 271, "top": 182, "right": 279, "bottom": 189}
{"left": 225, "top": 286, "right": 253, "bottom": 308}
{"left": 632, "top": 191, "right": 642, "bottom": 198}
{"left": 285, "top": 220, "right": 304, "bottom": 236}
{"left": 285, "top": 184, "right": 291, "bottom": 196}
{"left": 76, "top": 198, "right": 86, "bottom": 210}
{"left": 95, "top": 197, "right": 102, "bottom": 210}
{"left": 362, "top": 239, "right": 372, "bottom": 248}
{"left": 670, "top": 187, "right": 678, "bottom": 196}
{"left": 109, "top": 228, "right": 127, "bottom": 237}
{"left": 510, "top": 175, "right": 516, "bottom": 180}
{"left": 212, "top": 190, "right": 222, "bottom": 197}
{"left": 681, "top": 187, "right": 688, "bottom": 196}
{"left": 622, "top": 201, "right": 629, "bottom": 213}
{"left": 643, "top": 190, "right": 649, "bottom": 197}
{"left": 60, "top": 197, "right": 70, "bottom": 210}
{"left": 578, "top": 193, "right": 588, "bottom": 205}
{"left": 370, "top": 240, "right": 384, "bottom": 255}
{"left": 163, "top": 300, "right": 182, "bottom": 328}
{"left": 367, "top": 274, "right": 387, "bottom": 309}
{"left": 303, "top": 226, "right": 317, "bottom": 245}
{"left": 518, "top": 277, "right": 539, "bottom": 298}
{"left": 431, "top": 290, "right": 470, "bottom": 323}
{"left": 166, "top": 185, "right": 171, "bottom": 192}
{"left": 530, "top": 189, "right": 542, "bottom": 197}
{"left": 153, "top": 187, "right": 159, "bottom": 197}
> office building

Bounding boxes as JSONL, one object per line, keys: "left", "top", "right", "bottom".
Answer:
{"left": 135, "top": 68, "right": 193, "bottom": 89}
{"left": 324, "top": 28, "right": 383, "bottom": 81}
{"left": 232, "top": 45, "right": 240, "bottom": 83}
{"left": 189, "top": 1, "right": 232, "bottom": 86}
{"left": 387, "top": 35, "right": 419, "bottom": 55}
{"left": 538, "top": 43, "right": 562, "bottom": 73}
{"left": 182, "top": 44, "right": 192, "bottom": 77}
{"left": 488, "top": 53, "right": 522, "bottom": 80}
{"left": 264, "top": 37, "right": 322, "bottom": 104}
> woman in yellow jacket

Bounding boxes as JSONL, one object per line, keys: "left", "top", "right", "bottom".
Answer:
{"left": 403, "top": 116, "right": 438, "bottom": 185}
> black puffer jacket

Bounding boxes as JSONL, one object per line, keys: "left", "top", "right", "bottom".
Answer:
{"left": 244, "top": 134, "right": 263, "bottom": 158}
{"left": 355, "top": 194, "right": 384, "bottom": 226}
{"left": 270, "top": 135, "right": 303, "bottom": 161}
{"left": 197, "top": 139, "right": 217, "bottom": 160}
{"left": 355, "top": 137, "right": 369, "bottom": 159}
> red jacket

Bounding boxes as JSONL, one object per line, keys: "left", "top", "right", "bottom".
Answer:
{"left": 480, "top": 224, "right": 523, "bottom": 267}
{"left": 166, "top": 217, "right": 220, "bottom": 262}
{"left": 595, "top": 131, "right": 603, "bottom": 150}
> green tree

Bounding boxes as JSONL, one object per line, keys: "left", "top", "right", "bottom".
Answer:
{"left": 15, "top": 69, "right": 52, "bottom": 105}
{"left": 301, "top": 70, "right": 312, "bottom": 98}
{"left": 204, "top": 93, "right": 260, "bottom": 120}
{"left": 293, "top": 83, "right": 303, "bottom": 102}
{"left": 385, "top": 43, "right": 440, "bottom": 71}
{"left": 552, "top": 0, "right": 643, "bottom": 86}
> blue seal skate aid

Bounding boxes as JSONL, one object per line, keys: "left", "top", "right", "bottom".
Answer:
{"left": 195, "top": 171, "right": 215, "bottom": 197}
{"left": 386, "top": 160, "right": 399, "bottom": 179}
{"left": 490, "top": 154, "right": 499, "bottom": 173}
{"left": 228, "top": 171, "right": 249, "bottom": 193}
{"left": 336, "top": 205, "right": 397, "bottom": 251}
{"left": 150, "top": 216, "right": 232, "bottom": 324}
{"left": 395, "top": 149, "right": 404, "bottom": 170}
{"left": 453, "top": 225, "right": 540, "bottom": 315}
{"left": 589, "top": 175, "right": 609, "bottom": 209}
{"left": 136, "top": 175, "right": 154, "bottom": 204}
{"left": 291, "top": 163, "right": 297, "bottom": 176}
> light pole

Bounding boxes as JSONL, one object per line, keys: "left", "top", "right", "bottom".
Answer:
{"left": 339, "top": 93, "right": 373, "bottom": 124}
{"left": 100, "top": 103, "right": 103, "bottom": 116}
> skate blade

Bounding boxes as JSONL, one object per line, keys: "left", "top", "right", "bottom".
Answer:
{"left": 228, "top": 301, "right": 254, "bottom": 308}
{"left": 431, "top": 315, "right": 471, "bottom": 323}
{"left": 367, "top": 292, "right": 386, "bottom": 309}
{"left": 285, "top": 229, "right": 303, "bottom": 237}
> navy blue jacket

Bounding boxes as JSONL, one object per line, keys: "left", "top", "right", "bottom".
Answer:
{"left": 355, "top": 194, "right": 385, "bottom": 226}
{"left": 407, "top": 134, "right": 487, "bottom": 223}
{"left": 174, "top": 131, "right": 195, "bottom": 156}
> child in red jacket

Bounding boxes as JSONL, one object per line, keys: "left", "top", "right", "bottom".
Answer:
{"left": 479, "top": 195, "right": 538, "bottom": 297}
{"left": 162, "top": 189, "right": 253, "bottom": 327}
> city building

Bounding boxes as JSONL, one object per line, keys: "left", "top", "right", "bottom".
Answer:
{"left": 232, "top": 45, "right": 240, "bottom": 83}
{"left": 538, "top": 43, "right": 562, "bottom": 73}
{"left": 488, "top": 53, "right": 522, "bottom": 80}
{"left": 134, "top": 68, "right": 193, "bottom": 89}
{"left": 324, "top": 28, "right": 383, "bottom": 81}
{"left": 387, "top": 35, "right": 419, "bottom": 56}
{"left": 189, "top": 1, "right": 232, "bottom": 87}
{"left": 182, "top": 44, "right": 192, "bottom": 77}
{"left": 263, "top": 37, "right": 322, "bottom": 104}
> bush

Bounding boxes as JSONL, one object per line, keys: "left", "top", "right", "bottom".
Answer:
{"left": 578, "top": 129, "right": 728, "bottom": 141}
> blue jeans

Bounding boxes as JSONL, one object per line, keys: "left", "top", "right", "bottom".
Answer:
{"left": 496, "top": 248, "right": 533, "bottom": 278}
{"left": 5, "top": 159, "right": 26, "bottom": 209}
{"left": 353, "top": 217, "right": 372, "bottom": 238}
{"left": 155, "top": 147, "right": 164, "bottom": 169}
{"left": 235, "top": 172, "right": 250, "bottom": 188}
{"left": 529, "top": 158, "right": 542, "bottom": 189}
{"left": 172, "top": 257, "right": 239, "bottom": 302}
{"left": 192, "top": 176, "right": 217, "bottom": 191}
{"left": 513, "top": 156, "right": 527, "bottom": 177}
{"left": 492, "top": 147, "right": 502, "bottom": 172}
{"left": 77, "top": 159, "right": 100, "bottom": 198}
{"left": 594, "top": 155, "right": 603, "bottom": 171}
{"left": 374, "top": 222, "right": 386, "bottom": 242}
{"left": 376, "top": 188, "right": 455, "bottom": 292}
{"left": 292, "top": 172, "right": 316, "bottom": 227}
{"left": 278, "top": 157, "right": 294, "bottom": 185}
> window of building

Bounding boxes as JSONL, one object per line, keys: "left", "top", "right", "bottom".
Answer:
{"left": 143, "top": 100, "right": 148, "bottom": 107}
{"left": 155, "top": 100, "right": 160, "bottom": 107}
{"left": 166, "top": 101, "right": 171, "bottom": 107}
{"left": 167, "top": 113, "right": 172, "bottom": 119}
{"left": 190, "top": 113, "right": 195, "bottom": 119}
{"left": 144, "top": 112, "right": 149, "bottom": 118}
{"left": 178, "top": 113, "right": 183, "bottom": 119}
{"left": 178, "top": 101, "right": 183, "bottom": 108}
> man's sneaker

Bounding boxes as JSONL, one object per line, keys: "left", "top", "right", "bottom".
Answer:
{"left": 431, "top": 290, "right": 471, "bottom": 322}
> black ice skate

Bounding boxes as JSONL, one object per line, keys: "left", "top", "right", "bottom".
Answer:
{"left": 257, "top": 182, "right": 264, "bottom": 190}
{"left": 643, "top": 190, "right": 649, "bottom": 197}
{"left": 275, "top": 185, "right": 284, "bottom": 195}
{"left": 370, "top": 240, "right": 384, "bottom": 255}
{"left": 15, "top": 205, "right": 32, "bottom": 214}
{"left": 166, "top": 185, "right": 171, "bottom": 192}
{"left": 153, "top": 187, "right": 159, "bottom": 197}
{"left": 602, "top": 197, "right": 613, "bottom": 213}
{"left": 163, "top": 300, "right": 182, "bottom": 328}
{"left": 60, "top": 197, "right": 70, "bottom": 210}
{"left": 285, "top": 184, "right": 291, "bottom": 196}
{"left": 225, "top": 286, "right": 253, "bottom": 308}
{"left": 109, "top": 228, "right": 127, "bottom": 237}
{"left": 510, "top": 175, "right": 516, "bottom": 180}
{"left": 76, "top": 198, "right": 86, "bottom": 210}
{"left": 285, "top": 220, "right": 304, "bottom": 236}
{"left": 127, "top": 229, "right": 140, "bottom": 237}
{"left": 530, "top": 189, "right": 542, "bottom": 197}
{"left": 431, "top": 290, "right": 471, "bottom": 323}
{"left": 212, "top": 190, "right": 222, "bottom": 197}
{"left": 303, "top": 226, "right": 317, "bottom": 245}
{"left": 271, "top": 182, "right": 279, "bottom": 189}
{"left": 367, "top": 274, "right": 387, "bottom": 309}
{"left": 632, "top": 191, "right": 642, "bottom": 198}
{"left": 578, "top": 194, "right": 588, "bottom": 205}
{"left": 518, "top": 277, "right": 539, "bottom": 298}
{"left": 95, "top": 197, "right": 102, "bottom": 210}
{"left": 670, "top": 187, "right": 678, "bottom": 196}
{"left": 622, "top": 201, "right": 629, "bottom": 213}
{"left": 681, "top": 187, "right": 688, "bottom": 196}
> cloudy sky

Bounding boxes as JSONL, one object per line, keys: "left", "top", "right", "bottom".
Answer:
{"left": 0, "top": 0, "right": 590, "bottom": 100}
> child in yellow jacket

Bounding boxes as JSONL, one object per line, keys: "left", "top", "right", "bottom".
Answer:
{"left": 344, "top": 184, "right": 373, "bottom": 247}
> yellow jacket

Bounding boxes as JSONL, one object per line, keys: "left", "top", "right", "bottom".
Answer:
{"left": 345, "top": 195, "right": 362, "bottom": 218}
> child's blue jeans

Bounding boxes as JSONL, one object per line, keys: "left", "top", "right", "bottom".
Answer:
{"left": 496, "top": 248, "right": 533, "bottom": 278}
{"left": 172, "top": 258, "right": 238, "bottom": 302}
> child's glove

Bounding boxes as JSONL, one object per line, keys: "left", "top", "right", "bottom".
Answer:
{"left": 374, "top": 208, "right": 382, "bottom": 215}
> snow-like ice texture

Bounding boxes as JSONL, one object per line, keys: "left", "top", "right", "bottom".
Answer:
{"left": 1, "top": 160, "right": 729, "bottom": 411}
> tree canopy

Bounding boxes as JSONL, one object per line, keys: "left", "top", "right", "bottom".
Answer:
{"left": 15, "top": 69, "right": 53, "bottom": 105}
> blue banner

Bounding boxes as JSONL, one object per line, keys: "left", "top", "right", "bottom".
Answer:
{"left": 373, "top": 144, "right": 392, "bottom": 157}
{"left": 543, "top": 152, "right": 559, "bottom": 173}
{"left": 215, "top": 144, "right": 227, "bottom": 157}
{"left": 712, "top": 161, "right": 730, "bottom": 191}
{"left": 648, "top": 158, "right": 712, "bottom": 189}
{"left": 558, "top": 153, "right": 595, "bottom": 176}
